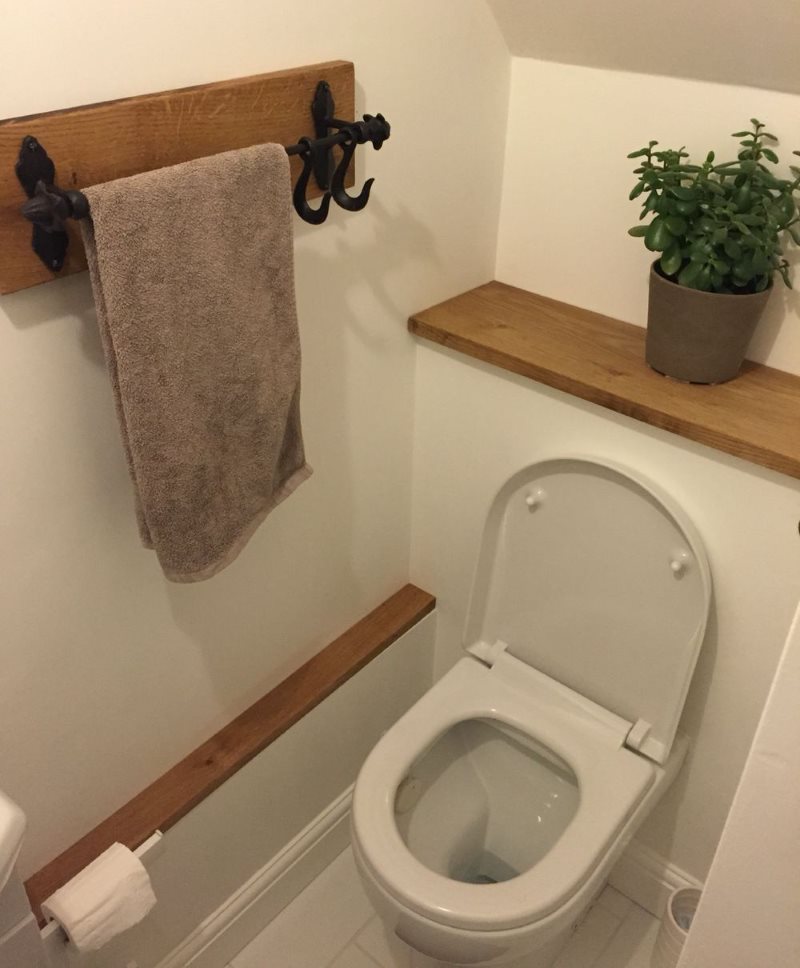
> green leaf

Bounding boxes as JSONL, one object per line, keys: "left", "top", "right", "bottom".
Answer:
{"left": 669, "top": 186, "right": 696, "bottom": 201}
{"left": 642, "top": 192, "right": 660, "bottom": 215}
{"left": 734, "top": 185, "right": 752, "bottom": 212}
{"left": 659, "top": 245, "right": 683, "bottom": 277}
{"left": 674, "top": 199, "right": 698, "bottom": 216}
{"left": 664, "top": 216, "right": 688, "bottom": 236}
{"left": 628, "top": 149, "right": 650, "bottom": 159}
{"left": 724, "top": 239, "right": 743, "bottom": 260}
{"left": 678, "top": 261, "right": 703, "bottom": 286}
{"left": 645, "top": 216, "right": 673, "bottom": 252}
{"left": 628, "top": 225, "right": 649, "bottom": 237}
{"left": 629, "top": 182, "right": 645, "bottom": 200}
{"left": 779, "top": 194, "right": 796, "bottom": 224}
{"left": 761, "top": 148, "right": 779, "bottom": 163}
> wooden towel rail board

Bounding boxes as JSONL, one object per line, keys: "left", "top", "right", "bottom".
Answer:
{"left": 24, "top": 583, "right": 435, "bottom": 921}
{"left": 409, "top": 281, "right": 800, "bottom": 482}
{"left": 0, "top": 60, "right": 355, "bottom": 294}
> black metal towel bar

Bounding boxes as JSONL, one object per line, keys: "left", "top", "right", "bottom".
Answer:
{"left": 15, "top": 80, "right": 391, "bottom": 273}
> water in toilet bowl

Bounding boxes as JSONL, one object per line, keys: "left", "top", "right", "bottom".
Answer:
{"left": 394, "top": 718, "right": 580, "bottom": 886}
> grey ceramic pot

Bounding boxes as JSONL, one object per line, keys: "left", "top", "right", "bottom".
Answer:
{"left": 645, "top": 262, "right": 771, "bottom": 384}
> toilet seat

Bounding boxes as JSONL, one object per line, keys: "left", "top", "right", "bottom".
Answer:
{"left": 351, "top": 652, "right": 656, "bottom": 933}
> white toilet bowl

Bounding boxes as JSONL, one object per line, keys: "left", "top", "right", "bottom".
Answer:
{"left": 351, "top": 458, "right": 711, "bottom": 967}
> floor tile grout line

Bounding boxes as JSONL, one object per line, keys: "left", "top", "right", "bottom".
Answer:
{"left": 592, "top": 903, "right": 658, "bottom": 968}
{"left": 320, "top": 914, "right": 382, "bottom": 968}
{"left": 586, "top": 913, "right": 629, "bottom": 968}
{"left": 352, "top": 946, "right": 385, "bottom": 968}
{"left": 352, "top": 935, "right": 399, "bottom": 968}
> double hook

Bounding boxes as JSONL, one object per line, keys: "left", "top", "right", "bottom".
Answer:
{"left": 292, "top": 114, "right": 389, "bottom": 225}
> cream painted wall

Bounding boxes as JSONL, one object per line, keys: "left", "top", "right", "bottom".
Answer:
{"left": 0, "top": 2, "right": 509, "bottom": 877}
{"left": 409, "top": 344, "right": 800, "bottom": 881}
{"left": 487, "top": 0, "right": 800, "bottom": 96}
{"left": 496, "top": 58, "right": 800, "bottom": 375}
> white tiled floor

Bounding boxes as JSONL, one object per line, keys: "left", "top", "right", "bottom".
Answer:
{"left": 227, "top": 848, "right": 661, "bottom": 968}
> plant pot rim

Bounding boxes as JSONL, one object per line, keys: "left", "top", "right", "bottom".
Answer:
{"left": 650, "top": 259, "right": 773, "bottom": 299}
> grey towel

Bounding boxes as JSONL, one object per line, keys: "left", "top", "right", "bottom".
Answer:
{"left": 80, "top": 144, "right": 311, "bottom": 582}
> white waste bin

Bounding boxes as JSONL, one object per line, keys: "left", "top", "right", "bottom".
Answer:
{"left": 652, "top": 887, "right": 701, "bottom": 968}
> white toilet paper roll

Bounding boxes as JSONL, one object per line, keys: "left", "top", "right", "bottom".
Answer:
{"left": 41, "top": 842, "right": 157, "bottom": 952}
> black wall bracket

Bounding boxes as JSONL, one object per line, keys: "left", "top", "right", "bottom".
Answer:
{"left": 15, "top": 136, "right": 89, "bottom": 273}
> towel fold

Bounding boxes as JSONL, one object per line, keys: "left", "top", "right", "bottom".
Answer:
{"left": 81, "top": 144, "right": 311, "bottom": 582}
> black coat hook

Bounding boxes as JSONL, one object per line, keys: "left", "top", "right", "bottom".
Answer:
{"left": 330, "top": 132, "right": 374, "bottom": 213}
{"left": 292, "top": 138, "right": 332, "bottom": 225}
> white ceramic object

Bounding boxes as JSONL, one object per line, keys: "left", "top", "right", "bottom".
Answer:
{"left": 351, "top": 457, "right": 711, "bottom": 967}
{"left": 0, "top": 788, "right": 26, "bottom": 892}
{"left": 652, "top": 887, "right": 701, "bottom": 968}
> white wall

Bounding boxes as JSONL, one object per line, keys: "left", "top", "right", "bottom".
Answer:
{"left": 409, "top": 343, "right": 800, "bottom": 882}
{"left": 678, "top": 602, "right": 800, "bottom": 968}
{"left": 496, "top": 58, "right": 800, "bottom": 375}
{"left": 0, "top": 1, "right": 509, "bottom": 878}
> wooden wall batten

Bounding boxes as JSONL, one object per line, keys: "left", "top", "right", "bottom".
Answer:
{"left": 24, "top": 583, "right": 435, "bottom": 920}
{"left": 410, "top": 281, "right": 800, "bottom": 482}
{"left": 0, "top": 60, "right": 355, "bottom": 294}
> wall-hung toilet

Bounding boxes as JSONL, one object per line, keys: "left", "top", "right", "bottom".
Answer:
{"left": 351, "top": 457, "right": 711, "bottom": 967}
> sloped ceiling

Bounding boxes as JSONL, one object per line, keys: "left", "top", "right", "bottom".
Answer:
{"left": 487, "top": 0, "right": 800, "bottom": 96}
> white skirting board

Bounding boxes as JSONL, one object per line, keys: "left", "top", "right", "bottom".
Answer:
{"left": 609, "top": 839, "right": 703, "bottom": 918}
{"left": 156, "top": 785, "right": 354, "bottom": 968}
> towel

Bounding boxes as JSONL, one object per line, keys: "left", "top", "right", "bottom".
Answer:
{"left": 80, "top": 144, "right": 311, "bottom": 582}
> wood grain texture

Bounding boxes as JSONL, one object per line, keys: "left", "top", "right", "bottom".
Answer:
{"left": 410, "top": 281, "right": 800, "bottom": 481}
{"left": 25, "top": 583, "right": 434, "bottom": 920}
{"left": 0, "top": 60, "right": 354, "bottom": 294}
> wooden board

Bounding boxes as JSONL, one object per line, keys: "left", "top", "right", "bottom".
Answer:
{"left": 24, "top": 583, "right": 434, "bottom": 920}
{"left": 0, "top": 60, "right": 354, "bottom": 294}
{"left": 410, "top": 281, "right": 800, "bottom": 481}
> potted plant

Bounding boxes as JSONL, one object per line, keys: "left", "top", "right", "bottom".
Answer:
{"left": 628, "top": 119, "right": 800, "bottom": 383}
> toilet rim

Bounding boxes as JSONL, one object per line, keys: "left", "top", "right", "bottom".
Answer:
{"left": 351, "top": 657, "right": 657, "bottom": 932}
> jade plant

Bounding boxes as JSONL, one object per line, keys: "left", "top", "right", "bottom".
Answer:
{"left": 628, "top": 119, "right": 800, "bottom": 293}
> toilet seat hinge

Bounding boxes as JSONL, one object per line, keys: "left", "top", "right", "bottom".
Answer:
{"left": 624, "top": 718, "right": 653, "bottom": 753}
{"left": 466, "top": 639, "right": 510, "bottom": 668}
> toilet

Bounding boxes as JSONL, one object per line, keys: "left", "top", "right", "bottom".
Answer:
{"left": 351, "top": 457, "right": 711, "bottom": 967}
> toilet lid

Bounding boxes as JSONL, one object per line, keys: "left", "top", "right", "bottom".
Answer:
{"left": 464, "top": 457, "right": 711, "bottom": 764}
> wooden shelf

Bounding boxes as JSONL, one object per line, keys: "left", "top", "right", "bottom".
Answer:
{"left": 409, "top": 281, "right": 800, "bottom": 481}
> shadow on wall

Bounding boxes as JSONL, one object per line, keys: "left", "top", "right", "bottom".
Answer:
{"left": 641, "top": 600, "right": 718, "bottom": 863}
{"left": 747, "top": 269, "right": 800, "bottom": 363}
{"left": 2, "top": 270, "right": 104, "bottom": 365}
